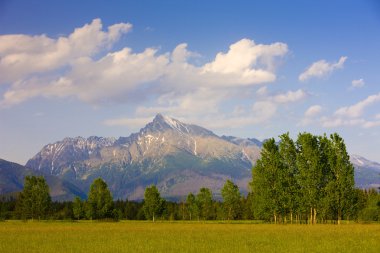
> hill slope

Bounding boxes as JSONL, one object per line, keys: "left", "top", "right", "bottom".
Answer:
{"left": 0, "top": 159, "right": 86, "bottom": 201}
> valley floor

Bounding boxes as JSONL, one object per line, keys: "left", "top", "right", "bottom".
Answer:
{"left": 0, "top": 221, "right": 379, "bottom": 253}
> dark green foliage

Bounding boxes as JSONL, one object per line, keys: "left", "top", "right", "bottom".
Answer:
{"left": 73, "top": 197, "right": 84, "bottom": 220}
{"left": 221, "top": 180, "right": 241, "bottom": 220}
{"left": 86, "top": 178, "right": 114, "bottom": 219}
{"left": 250, "top": 132, "right": 360, "bottom": 224}
{"left": 196, "top": 187, "right": 214, "bottom": 220}
{"left": 186, "top": 193, "right": 199, "bottom": 220}
{"left": 358, "top": 189, "right": 380, "bottom": 221}
{"left": 143, "top": 185, "right": 164, "bottom": 222}
{"left": 250, "top": 139, "right": 284, "bottom": 222}
{"left": 324, "top": 133, "right": 355, "bottom": 223}
{"left": 16, "top": 176, "right": 51, "bottom": 220}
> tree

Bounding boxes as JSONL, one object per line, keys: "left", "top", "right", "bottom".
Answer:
{"left": 186, "top": 193, "right": 198, "bottom": 220}
{"left": 72, "top": 197, "right": 83, "bottom": 220}
{"left": 17, "top": 176, "right": 51, "bottom": 220}
{"left": 296, "top": 133, "right": 323, "bottom": 224}
{"left": 221, "top": 180, "right": 241, "bottom": 220}
{"left": 86, "top": 178, "right": 113, "bottom": 219}
{"left": 196, "top": 187, "right": 214, "bottom": 220}
{"left": 278, "top": 133, "right": 300, "bottom": 223}
{"left": 325, "top": 133, "right": 355, "bottom": 224}
{"left": 143, "top": 185, "right": 163, "bottom": 222}
{"left": 250, "top": 138, "right": 283, "bottom": 223}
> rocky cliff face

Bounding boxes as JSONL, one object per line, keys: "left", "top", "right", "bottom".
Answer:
{"left": 26, "top": 114, "right": 261, "bottom": 199}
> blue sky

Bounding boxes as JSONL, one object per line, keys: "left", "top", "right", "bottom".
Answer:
{"left": 1, "top": 0, "right": 380, "bottom": 164}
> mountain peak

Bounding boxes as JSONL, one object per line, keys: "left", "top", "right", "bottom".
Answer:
{"left": 148, "top": 113, "right": 188, "bottom": 133}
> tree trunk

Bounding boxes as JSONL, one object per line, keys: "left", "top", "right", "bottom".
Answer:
{"left": 290, "top": 212, "right": 293, "bottom": 224}
{"left": 337, "top": 209, "right": 341, "bottom": 225}
{"left": 153, "top": 213, "right": 155, "bottom": 223}
{"left": 310, "top": 208, "right": 313, "bottom": 225}
{"left": 313, "top": 208, "right": 317, "bottom": 224}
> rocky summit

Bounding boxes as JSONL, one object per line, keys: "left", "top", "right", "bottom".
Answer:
{"left": 26, "top": 114, "right": 262, "bottom": 200}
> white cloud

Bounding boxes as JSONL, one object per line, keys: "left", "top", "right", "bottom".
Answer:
{"left": 351, "top": 78, "right": 365, "bottom": 89}
{"left": 202, "top": 39, "right": 288, "bottom": 85}
{"left": 0, "top": 19, "right": 132, "bottom": 84}
{"left": 319, "top": 93, "right": 380, "bottom": 129}
{"left": 271, "top": 89, "right": 307, "bottom": 104}
{"left": 334, "top": 93, "right": 380, "bottom": 118}
{"left": 0, "top": 21, "right": 289, "bottom": 108}
{"left": 298, "top": 56, "right": 347, "bottom": 82}
{"left": 304, "top": 105, "right": 322, "bottom": 117}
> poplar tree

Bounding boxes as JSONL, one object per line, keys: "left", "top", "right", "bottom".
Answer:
{"left": 278, "top": 133, "right": 300, "bottom": 223}
{"left": 143, "top": 185, "right": 163, "bottom": 222}
{"left": 325, "top": 133, "right": 355, "bottom": 224}
{"left": 86, "top": 178, "right": 113, "bottom": 219}
{"left": 296, "top": 133, "right": 322, "bottom": 224}
{"left": 186, "top": 193, "right": 198, "bottom": 220}
{"left": 250, "top": 138, "right": 283, "bottom": 223}
{"left": 17, "top": 176, "right": 51, "bottom": 220}
{"left": 72, "top": 196, "right": 83, "bottom": 220}
{"left": 196, "top": 187, "right": 213, "bottom": 220}
{"left": 221, "top": 179, "right": 241, "bottom": 220}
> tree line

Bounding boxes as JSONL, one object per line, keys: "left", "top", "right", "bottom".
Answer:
{"left": 0, "top": 132, "right": 379, "bottom": 222}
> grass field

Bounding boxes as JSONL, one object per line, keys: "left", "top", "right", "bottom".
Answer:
{"left": 0, "top": 221, "right": 379, "bottom": 253}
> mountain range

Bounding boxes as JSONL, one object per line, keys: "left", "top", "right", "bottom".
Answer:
{"left": 1, "top": 114, "right": 379, "bottom": 200}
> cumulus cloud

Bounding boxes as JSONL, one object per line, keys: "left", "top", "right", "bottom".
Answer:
{"left": 0, "top": 19, "right": 132, "bottom": 84}
{"left": 304, "top": 105, "right": 322, "bottom": 117}
{"left": 298, "top": 56, "right": 347, "bottom": 82}
{"left": 202, "top": 39, "right": 288, "bottom": 85}
{"left": 271, "top": 89, "right": 308, "bottom": 104}
{"left": 334, "top": 93, "right": 380, "bottom": 118}
{"left": 320, "top": 93, "right": 380, "bottom": 129}
{"left": 350, "top": 78, "right": 365, "bottom": 89}
{"left": 0, "top": 19, "right": 289, "bottom": 108}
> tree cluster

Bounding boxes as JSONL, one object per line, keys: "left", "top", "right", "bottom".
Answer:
{"left": 1, "top": 132, "right": 379, "bottom": 223}
{"left": 250, "top": 132, "right": 359, "bottom": 224}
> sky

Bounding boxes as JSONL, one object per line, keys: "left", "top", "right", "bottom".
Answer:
{"left": 1, "top": 0, "right": 380, "bottom": 164}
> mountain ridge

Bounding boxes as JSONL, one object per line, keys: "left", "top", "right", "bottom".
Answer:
{"left": 25, "top": 114, "right": 261, "bottom": 200}
{"left": 19, "top": 114, "right": 380, "bottom": 200}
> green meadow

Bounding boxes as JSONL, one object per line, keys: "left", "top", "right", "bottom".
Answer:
{"left": 0, "top": 221, "right": 379, "bottom": 253}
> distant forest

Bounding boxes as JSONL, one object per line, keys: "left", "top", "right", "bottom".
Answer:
{"left": 1, "top": 133, "right": 379, "bottom": 223}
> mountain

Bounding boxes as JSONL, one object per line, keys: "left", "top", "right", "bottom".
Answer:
{"left": 24, "top": 114, "right": 380, "bottom": 200}
{"left": 0, "top": 159, "right": 86, "bottom": 201}
{"left": 26, "top": 114, "right": 261, "bottom": 200}
{"left": 350, "top": 154, "right": 380, "bottom": 189}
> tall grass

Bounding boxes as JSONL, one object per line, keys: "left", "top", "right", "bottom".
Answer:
{"left": 0, "top": 221, "right": 379, "bottom": 253}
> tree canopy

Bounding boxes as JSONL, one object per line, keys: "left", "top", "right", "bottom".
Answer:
{"left": 16, "top": 175, "right": 51, "bottom": 220}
